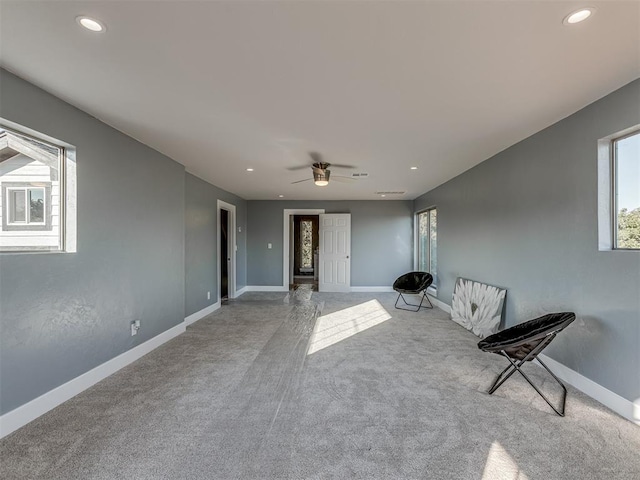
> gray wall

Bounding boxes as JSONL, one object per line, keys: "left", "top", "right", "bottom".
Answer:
{"left": 0, "top": 69, "right": 186, "bottom": 415}
{"left": 185, "top": 173, "right": 247, "bottom": 317}
{"left": 247, "top": 200, "right": 414, "bottom": 287}
{"left": 414, "top": 79, "right": 640, "bottom": 402}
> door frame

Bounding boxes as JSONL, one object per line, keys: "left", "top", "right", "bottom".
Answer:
{"left": 217, "top": 200, "right": 237, "bottom": 300}
{"left": 282, "top": 208, "right": 324, "bottom": 290}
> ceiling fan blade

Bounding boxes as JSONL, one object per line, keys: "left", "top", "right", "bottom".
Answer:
{"left": 331, "top": 176, "right": 357, "bottom": 183}
{"left": 286, "top": 165, "right": 313, "bottom": 171}
{"left": 291, "top": 178, "right": 312, "bottom": 184}
{"left": 310, "top": 152, "right": 355, "bottom": 169}
{"left": 328, "top": 163, "right": 357, "bottom": 169}
{"left": 309, "top": 152, "right": 323, "bottom": 163}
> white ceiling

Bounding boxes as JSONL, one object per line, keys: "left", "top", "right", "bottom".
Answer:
{"left": 1, "top": 1, "right": 638, "bottom": 200}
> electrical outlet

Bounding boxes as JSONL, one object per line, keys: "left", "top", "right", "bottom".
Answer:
{"left": 207, "top": 291, "right": 211, "bottom": 300}
{"left": 268, "top": 243, "right": 272, "bottom": 249}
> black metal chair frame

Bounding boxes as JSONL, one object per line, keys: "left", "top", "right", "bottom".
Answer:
{"left": 393, "top": 272, "right": 434, "bottom": 312}
{"left": 487, "top": 334, "right": 568, "bottom": 416}
{"left": 394, "top": 289, "right": 433, "bottom": 312}
{"left": 479, "top": 312, "right": 575, "bottom": 417}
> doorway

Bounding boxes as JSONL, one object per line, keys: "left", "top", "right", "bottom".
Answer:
{"left": 292, "top": 215, "right": 319, "bottom": 290}
{"left": 217, "top": 200, "right": 236, "bottom": 303}
{"left": 220, "top": 208, "right": 229, "bottom": 300}
{"left": 282, "top": 208, "right": 324, "bottom": 290}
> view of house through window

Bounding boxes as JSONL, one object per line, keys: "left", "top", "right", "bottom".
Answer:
{"left": 417, "top": 208, "right": 437, "bottom": 284}
{"left": 0, "top": 126, "right": 64, "bottom": 251}
{"left": 614, "top": 130, "right": 640, "bottom": 249}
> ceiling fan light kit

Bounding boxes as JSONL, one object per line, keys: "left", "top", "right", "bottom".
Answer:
{"left": 313, "top": 166, "right": 330, "bottom": 186}
{"left": 291, "top": 152, "right": 358, "bottom": 187}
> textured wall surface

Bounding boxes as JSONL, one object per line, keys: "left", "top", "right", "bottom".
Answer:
{"left": 247, "top": 200, "right": 413, "bottom": 287}
{"left": 185, "top": 173, "right": 247, "bottom": 316}
{"left": 414, "top": 79, "right": 640, "bottom": 402}
{"left": 0, "top": 69, "right": 186, "bottom": 415}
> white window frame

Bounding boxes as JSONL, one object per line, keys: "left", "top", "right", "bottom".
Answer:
{"left": 0, "top": 119, "right": 77, "bottom": 254}
{"left": 6, "top": 186, "right": 46, "bottom": 225}
{"left": 612, "top": 129, "right": 640, "bottom": 250}
{"left": 415, "top": 207, "right": 437, "bottom": 289}
{"left": 598, "top": 125, "right": 640, "bottom": 251}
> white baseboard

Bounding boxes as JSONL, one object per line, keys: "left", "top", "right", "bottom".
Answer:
{"left": 536, "top": 354, "right": 638, "bottom": 425}
{"left": 435, "top": 291, "right": 636, "bottom": 423}
{"left": 428, "top": 294, "right": 451, "bottom": 313}
{"left": 350, "top": 286, "right": 394, "bottom": 292}
{"left": 184, "top": 301, "right": 221, "bottom": 326}
{"left": 0, "top": 322, "right": 186, "bottom": 439}
{"left": 243, "top": 285, "right": 289, "bottom": 292}
{"left": 402, "top": 292, "right": 451, "bottom": 312}
{"left": 235, "top": 286, "right": 248, "bottom": 297}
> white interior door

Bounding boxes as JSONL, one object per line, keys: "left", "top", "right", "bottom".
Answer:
{"left": 319, "top": 214, "right": 351, "bottom": 292}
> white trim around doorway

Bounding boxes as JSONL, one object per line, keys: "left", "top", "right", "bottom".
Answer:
{"left": 217, "top": 200, "right": 237, "bottom": 301}
{"left": 282, "top": 209, "right": 325, "bottom": 290}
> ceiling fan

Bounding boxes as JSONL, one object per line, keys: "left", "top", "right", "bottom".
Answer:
{"left": 289, "top": 152, "right": 357, "bottom": 186}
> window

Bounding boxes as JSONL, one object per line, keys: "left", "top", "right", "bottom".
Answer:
{"left": 417, "top": 208, "right": 437, "bottom": 284}
{"left": 301, "top": 219, "right": 313, "bottom": 268}
{"left": 0, "top": 122, "right": 76, "bottom": 252}
{"left": 613, "top": 130, "right": 640, "bottom": 249}
{"left": 6, "top": 186, "right": 47, "bottom": 225}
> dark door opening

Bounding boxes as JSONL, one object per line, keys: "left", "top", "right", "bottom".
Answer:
{"left": 292, "top": 215, "right": 319, "bottom": 289}
{"left": 221, "top": 208, "right": 229, "bottom": 300}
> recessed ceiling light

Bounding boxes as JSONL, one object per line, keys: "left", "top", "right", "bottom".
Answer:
{"left": 410, "top": 166, "right": 418, "bottom": 170}
{"left": 563, "top": 7, "right": 595, "bottom": 25}
{"left": 381, "top": 194, "right": 386, "bottom": 198}
{"left": 246, "top": 168, "right": 254, "bottom": 172}
{"left": 278, "top": 195, "right": 284, "bottom": 198}
{"left": 76, "top": 16, "right": 106, "bottom": 32}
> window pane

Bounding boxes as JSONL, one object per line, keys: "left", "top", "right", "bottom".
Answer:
{"left": 417, "top": 209, "right": 437, "bottom": 281}
{"left": 429, "top": 209, "right": 437, "bottom": 282}
{"left": 301, "top": 220, "right": 313, "bottom": 268}
{"left": 29, "top": 188, "right": 45, "bottom": 223}
{"left": 418, "top": 212, "right": 429, "bottom": 271}
{"left": 615, "top": 132, "right": 640, "bottom": 249}
{"left": 1, "top": 126, "right": 65, "bottom": 252}
{"left": 10, "top": 190, "right": 26, "bottom": 223}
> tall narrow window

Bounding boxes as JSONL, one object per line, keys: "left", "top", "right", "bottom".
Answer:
{"left": 301, "top": 219, "right": 313, "bottom": 268}
{"left": 613, "top": 131, "right": 640, "bottom": 249}
{"left": 417, "top": 208, "right": 437, "bottom": 284}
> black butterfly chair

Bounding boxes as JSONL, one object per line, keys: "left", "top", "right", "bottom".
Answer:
{"left": 393, "top": 271, "right": 433, "bottom": 312}
{"left": 478, "top": 312, "right": 576, "bottom": 416}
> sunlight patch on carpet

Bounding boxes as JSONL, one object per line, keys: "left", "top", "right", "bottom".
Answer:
{"left": 307, "top": 299, "right": 391, "bottom": 355}
{"left": 482, "top": 441, "right": 529, "bottom": 480}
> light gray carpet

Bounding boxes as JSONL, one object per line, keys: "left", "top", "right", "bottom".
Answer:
{"left": 1, "top": 288, "right": 639, "bottom": 479}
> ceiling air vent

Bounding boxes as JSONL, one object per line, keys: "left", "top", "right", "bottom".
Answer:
{"left": 375, "top": 191, "right": 406, "bottom": 196}
{"left": 351, "top": 172, "right": 369, "bottom": 178}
